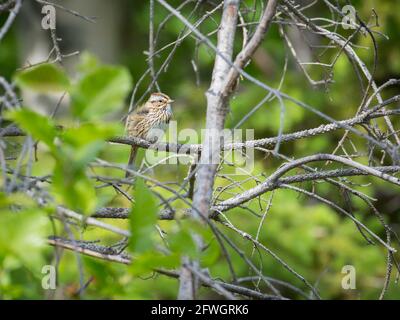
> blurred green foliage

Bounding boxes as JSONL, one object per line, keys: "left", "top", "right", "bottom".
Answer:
{"left": 0, "top": 0, "right": 399, "bottom": 300}
{"left": 15, "top": 64, "right": 70, "bottom": 93}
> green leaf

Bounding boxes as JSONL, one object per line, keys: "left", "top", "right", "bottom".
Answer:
{"left": 6, "top": 108, "right": 57, "bottom": 149}
{"left": 52, "top": 162, "right": 97, "bottom": 215}
{"left": 168, "top": 228, "right": 197, "bottom": 258}
{"left": 76, "top": 52, "right": 100, "bottom": 74}
{"left": 66, "top": 141, "right": 106, "bottom": 169}
{"left": 129, "top": 178, "right": 158, "bottom": 253}
{"left": 201, "top": 240, "right": 220, "bottom": 266}
{"left": 15, "top": 63, "right": 70, "bottom": 93}
{"left": 49, "top": 121, "right": 122, "bottom": 214}
{"left": 61, "top": 122, "right": 122, "bottom": 148}
{"left": 60, "top": 122, "right": 122, "bottom": 168}
{"left": 0, "top": 192, "right": 37, "bottom": 209}
{"left": 0, "top": 209, "right": 48, "bottom": 269}
{"left": 129, "top": 251, "right": 180, "bottom": 276}
{"left": 71, "top": 66, "right": 132, "bottom": 120}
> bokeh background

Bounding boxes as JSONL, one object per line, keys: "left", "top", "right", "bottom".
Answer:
{"left": 0, "top": 0, "right": 399, "bottom": 299}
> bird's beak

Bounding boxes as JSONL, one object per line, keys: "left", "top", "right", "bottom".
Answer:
{"left": 168, "top": 99, "right": 174, "bottom": 103}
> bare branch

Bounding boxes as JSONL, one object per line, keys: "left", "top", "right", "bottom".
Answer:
{"left": 191, "top": 0, "right": 240, "bottom": 218}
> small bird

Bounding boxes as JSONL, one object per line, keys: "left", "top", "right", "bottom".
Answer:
{"left": 125, "top": 92, "right": 174, "bottom": 177}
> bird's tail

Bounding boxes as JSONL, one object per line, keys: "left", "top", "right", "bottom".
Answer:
{"left": 126, "top": 146, "right": 138, "bottom": 178}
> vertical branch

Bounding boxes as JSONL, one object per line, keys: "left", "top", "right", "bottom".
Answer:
{"left": 223, "top": 0, "right": 278, "bottom": 97}
{"left": 192, "top": 0, "right": 240, "bottom": 218}
{"left": 177, "top": 257, "right": 199, "bottom": 300}
{"left": 148, "top": 0, "right": 161, "bottom": 92}
{"left": 192, "top": 0, "right": 278, "bottom": 218}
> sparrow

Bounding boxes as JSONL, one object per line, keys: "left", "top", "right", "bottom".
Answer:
{"left": 125, "top": 92, "right": 174, "bottom": 177}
